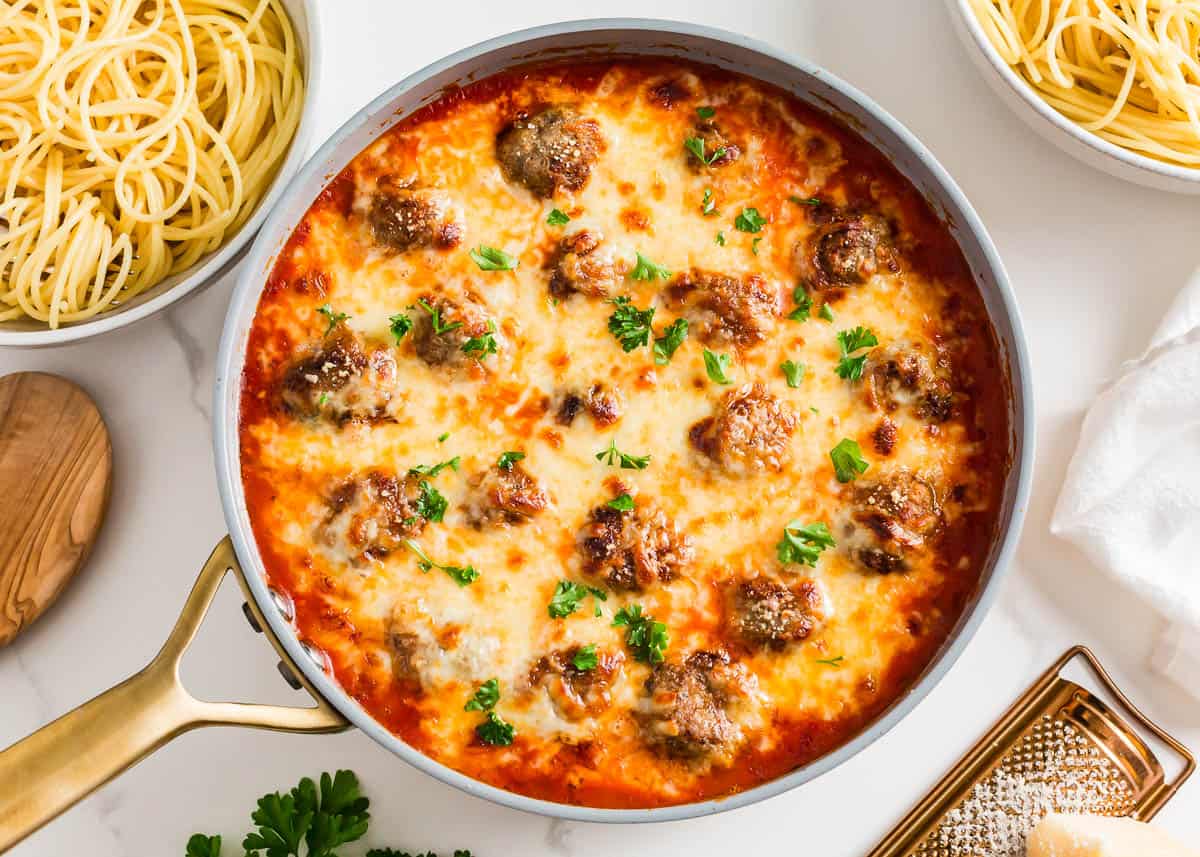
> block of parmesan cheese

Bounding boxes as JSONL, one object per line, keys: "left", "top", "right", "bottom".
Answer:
{"left": 1028, "top": 813, "right": 1198, "bottom": 857}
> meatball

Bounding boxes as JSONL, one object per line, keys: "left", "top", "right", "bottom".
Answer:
{"left": 846, "top": 469, "right": 941, "bottom": 573}
{"left": 686, "top": 119, "right": 741, "bottom": 169}
{"left": 496, "top": 107, "right": 605, "bottom": 198}
{"left": 367, "top": 185, "right": 464, "bottom": 253}
{"left": 636, "top": 650, "right": 759, "bottom": 762}
{"left": 280, "top": 327, "right": 397, "bottom": 425}
{"left": 529, "top": 646, "right": 625, "bottom": 721}
{"left": 410, "top": 294, "right": 495, "bottom": 368}
{"left": 666, "top": 269, "right": 781, "bottom": 347}
{"left": 554, "top": 384, "right": 624, "bottom": 428}
{"left": 728, "top": 578, "right": 822, "bottom": 650}
{"left": 795, "top": 210, "right": 896, "bottom": 290}
{"left": 318, "top": 471, "right": 427, "bottom": 564}
{"left": 463, "top": 462, "right": 549, "bottom": 527}
{"left": 578, "top": 502, "right": 693, "bottom": 591}
{"left": 548, "top": 229, "right": 624, "bottom": 299}
{"left": 866, "top": 343, "right": 954, "bottom": 422}
{"left": 689, "top": 384, "right": 797, "bottom": 477}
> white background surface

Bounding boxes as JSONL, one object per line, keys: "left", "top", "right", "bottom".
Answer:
{"left": 4, "top": 1, "right": 1199, "bottom": 855}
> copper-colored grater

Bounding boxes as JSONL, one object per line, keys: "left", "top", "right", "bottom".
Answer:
{"left": 868, "top": 646, "right": 1196, "bottom": 857}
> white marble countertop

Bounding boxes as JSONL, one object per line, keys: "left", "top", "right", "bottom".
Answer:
{"left": 4, "top": 1, "right": 1199, "bottom": 854}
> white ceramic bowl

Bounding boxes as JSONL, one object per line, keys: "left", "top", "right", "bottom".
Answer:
{"left": 946, "top": 0, "right": 1200, "bottom": 194}
{"left": 0, "top": 0, "right": 323, "bottom": 348}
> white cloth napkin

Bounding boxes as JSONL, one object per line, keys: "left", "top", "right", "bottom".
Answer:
{"left": 1052, "top": 267, "right": 1200, "bottom": 696}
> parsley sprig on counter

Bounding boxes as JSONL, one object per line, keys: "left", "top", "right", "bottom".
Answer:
{"left": 776, "top": 521, "right": 836, "bottom": 567}
{"left": 835, "top": 326, "right": 879, "bottom": 381}
{"left": 613, "top": 604, "right": 668, "bottom": 664}
{"left": 595, "top": 439, "right": 650, "bottom": 470}
{"left": 606, "top": 296, "right": 655, "bottom": 351}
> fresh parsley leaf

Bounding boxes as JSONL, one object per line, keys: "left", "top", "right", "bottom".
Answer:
{"left": 409, "top": 457, "right": 460, "bottom": 478}
{"left": 835, "top": 326, "right": 879, "bottom": 381}
{"left": 548, "top": 580, "right": 607, "bottom": 619}
{"left": 734, "top": 207, "right": 767, "bottom": 233}
{"left": 818, "top": 303, "right": 835, "bottom": 322}
{"left": 789, "top": 195, "right": 823, "bottom": 206}
{"left": 476, "top": 711, "right": 515, "bottom": 746}
{"left": 546, "top": 208, "right": 570, "bottom": 226}
{"left": 572, "top": 644, "right": 599, "bottom": 671}
{"left": 816, "top": 655, "right": 845, "bottom": 667}
{"left": 437, "top": 432, "right": 450, "bottom": 443}
{"left": 788, "top": 285, "right": 812, "bottom": 322}
{"left": 606, "top": 296, "right": 655, "bottom": 352}
{"left": 243, "top": 770, "right": 369, "bottom": 857}
{"left": 464, "top": 678, "right": 500, "bottom": 712}
{"left": 317, "top": 392, "right": 329, "bottom": 407}
{"left": 469, "top": 245, "right": 519, "bottom": 271}
{"left": 715, "top": 230, "right": 726, "bottom": 246}
{"left": 497, "top": 451, "right": 525, "bottom": 471}
{"left": 752, "top": 236, "right": 763, "bottom": 255}
{"left": 830, "top": 438, "right": 869, "bottom": 483}
{"left": 403, "top": 540, "right": 479, "bottom": 586}
{"left": 629, "top": 252, "right": 671, "bottom": 282}
{"left": 416, "top": 299, "right": 462, "bottom": 336}
{"left": 776, "top": 521, "right": 836, "bottom": 567}
{"left": 594, "top": 439, "right": 651, "bottom": 470}
{"left": 460, "top": 319, "right": 498, "bottom": 358}
{"left": 700, "top": 188, "right": 718, "bottom": 216}
{"left": 612, "top": 604, "right": 668, "bottom": 664}
{"left": 703, "top": 348, "right": 733, "bottom": 384}
{"left": 652, "top": 318, "right": 689, "bottom": 365}
{"left": 696, "top": 105, "right": 716, "bottom": 119}
{"left": 413, "top": 481, "right": 448, "bottom": 523}
{"left": 316, "top": 304, "right": 348, "bottom": 336}
{"left": 606, "top": 493, "right": 635, "bottom": 512}
{"left": 781, "top": 360, "right": 805, "bottom": 388}
{"left": 388, "top": 313, "right": 412, "bottom": 343}
{"left": 684, "top": 136, "right": 726, "bottom": 167}
{"left": 186, "top": 834, "right": 222, "bottom": 857}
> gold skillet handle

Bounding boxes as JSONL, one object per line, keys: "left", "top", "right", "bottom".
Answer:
{"left": 0, "top": 537, "right": 349, "bottom": 854}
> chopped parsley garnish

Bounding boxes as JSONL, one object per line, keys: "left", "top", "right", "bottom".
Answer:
{"left": 776, "top": 521, "right": 836, "bottom": 567}
{"left": 438, "top": 432, "right": 450, "bottom": 443}
{"left": 606, "top": 296, "right": 655, "bottom": 351}
{"left": 715, "top": 230, "right": 726, "bottom": 246}
{"left": 652, "top": 317, "right": 689, "bottom": 365}
{"left": 703, "top": 348, "right": 733, "bottom": 384}
{"left": 735, "top": 206, "right": 767, "bottom": 233}
{"left": 408, "top": 456, "right": 460, "bottom": 477}
{"left": 819, "top": 303, "right": 835, "bottom": 322}
{"left": 547, "top": 580, "right": 608, "bottom": 619}
{"left": 788, "top": 285, "right": 813, "bottom": 322}
{"left": 497, "top": 451, "right": 525, "bottom": 471}
{"left": 606, "top": 493, "right": 635, "bottom": 512}
{"left": 388, "top": 312, "right": 413, "bottom": 342}
{"left": 752, "top": 236, "right": 763, "bottom": 255}
{"left": 630, "top": 251, "right": 671, "bottom": 282}
{"left": 572, "top": 644, "right": 599, "bottom": 671}
{"left": 835, "top": 326, "right": 879, "bottom": 381}
{"left": 696, "top": 105, "right": 716, "bottom": 119}
{"left": 316, "top": 303, "right": 348, "bottom": 335}
{"left": 413, "top": 481, "right": 448, "bottom": 523}
{"left": 461, "top": 319, "right": 498, "bottom": 358}
{"left": 403, "top": 539, "right": 479, "bottom": 586}
{"left": 476, "top": 711, "right": 515, "bottom": 746}
{"left": 830, "top": 438, "right": 869, "bottom": 483}
{"left": 546, "top": 208, "right": 571, "bottom": 226}
{"left": 416, "top": 299, "right": 462, "bottom": 335}
{"left": 789, "top": 195, "right": 823, "bottom": 206}
{"left": 684, "top": 136, "right": 726, "bottom": 167}
{"left": 469, "top": 245, "right": 519, "bottom": 271}
{"left": 317, "top": 392, "right": 329, "bottom": 406}
{"left": 464, "top": 678, "right": 500, "bottom": 712}
{"left": 700, "top": 188, "right": 718, "bottom": 216}
{"left": 595, "top": 439, "right": 651, "bottom": 470}
{"left": 612, "top": 604, "right": 668, "bottom": 664}
{"left": 781, "top": 360, "right": 805, "bottom": 387}
{"left": 816, "top": 655, "right": 846, "bottom": 667}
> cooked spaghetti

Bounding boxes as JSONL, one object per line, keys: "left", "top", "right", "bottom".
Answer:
{"left": 0, "top": 0, "right": 304, "bottom": 328}
{"left": 970, "top": 0, "right": 1200, "bottom": 167}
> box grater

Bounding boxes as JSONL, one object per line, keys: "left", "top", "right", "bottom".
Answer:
{"left": 868, "top": 646, "right": 1195, "bottom": 857}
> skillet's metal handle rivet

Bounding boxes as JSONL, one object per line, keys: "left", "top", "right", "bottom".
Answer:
{"left": 299, "top": 640, "right": 329, "bottom": 672}
{"left": 268, "top": 586, "right": 294, "bottom": 622}
{"left": 241, "top": 602, "right": 263, "bottom": 633}
{"left": 276, "top": 660, "right": 302, "bottom": 690}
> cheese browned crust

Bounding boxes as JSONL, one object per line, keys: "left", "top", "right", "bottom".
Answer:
{"left": 239, "top": 59, "right": 1011, "bottom": 808}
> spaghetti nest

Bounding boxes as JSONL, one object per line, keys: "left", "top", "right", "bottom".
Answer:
{"left": 0, "top": 0, "right": 304, "bottom": 328}
{"left": 970, "top": 0, "right": 1200, "bottom": 167}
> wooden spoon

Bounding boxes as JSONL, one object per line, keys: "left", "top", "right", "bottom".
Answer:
{"left": 0, "top": 372, "right": 112, "bottom": 646}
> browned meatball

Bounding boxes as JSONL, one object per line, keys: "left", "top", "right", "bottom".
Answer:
{"left": 367, "top": 185, "right": 464, "bottom": 253}
{"left": 666, "top": 270, "right": 781, "bottom": 347}
{"left": 548, "top": 229, "right": 625, "bottom": 299}
{"left": 686, "top": 119, "right": 741, "bottom": 169}
{"left": 410, "top": 294, "right": 494, "bottom": 368}
{"left": 554, "top": 384, "right": 624, "bottom": 428}
{"left": 280, "top": 327, "right": 397, "bottom": 425}
{"left": 690, "top": 383, "right": 797, "bottom": 477}
{"left": 578, "top": 501, "right": 693, "bottom": 591}
{"left": 728, "top": 578, "right": 822, "bottom": 650}
{"left": 387, "top": 627, "right": 423, "bottom": 688}
{"left": 463, "top": 462, "right": 549, "bottom": 527}
{"left": 496, "top": 107, "right": 605, "bottom": 198}
{"left": 636, "top": 650, "right": 759, "bottom": 762}
{"left": 846, "top": 469, "right": 941, "bottom": 573}
{"left": 795, "top": 210, "right": 896, "bottom": 290}
{"left": 529, "top": 646, "right": 625, "bottom": 720}
{"left": 318, "top": 471, "right": 427, "bottom": 564}
{"left": 866, "top": 343, "right": 954, "bottom": 422}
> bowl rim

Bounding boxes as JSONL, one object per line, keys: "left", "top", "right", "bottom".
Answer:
{"left": 0, "top": 0, "right": 325, "bottom": 348}
{"left": 949, "top": 0, "right": 1200, "bottom": 184}
{"left": 214, "top": 17, "right": 1036, "bottom": 824}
